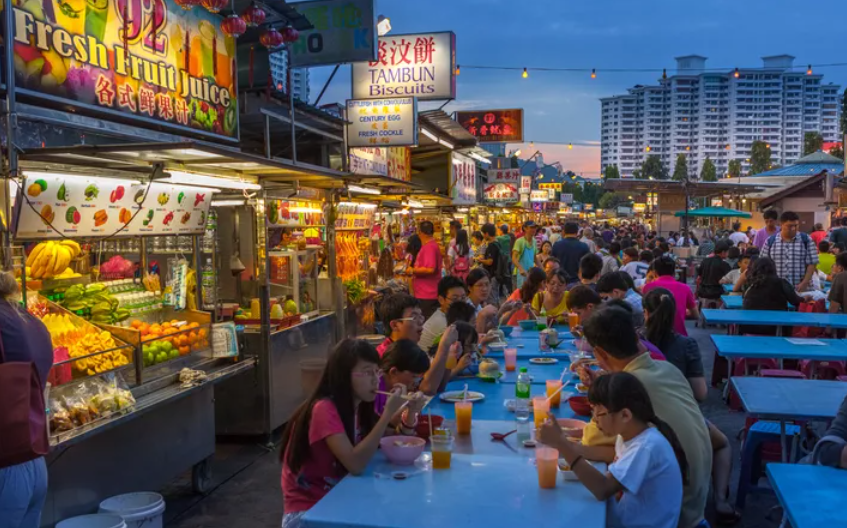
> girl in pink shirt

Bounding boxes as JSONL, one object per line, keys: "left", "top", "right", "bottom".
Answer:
{"left": 280, "top": 339, "right": 407, "bottom": 527}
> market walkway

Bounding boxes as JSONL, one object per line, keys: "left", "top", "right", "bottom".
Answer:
{"left": 161, "top": 323, "right": 782, "bottom": 528}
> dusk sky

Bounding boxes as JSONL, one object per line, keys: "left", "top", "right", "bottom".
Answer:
{"left": 307, "top": 0, "right": 847, "bottom": 178}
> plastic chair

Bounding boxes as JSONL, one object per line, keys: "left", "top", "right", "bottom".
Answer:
{"left": 736, "top": 421, "right": 802, "bottom": 509}
{"left": 729, "top": 358, "right": 779, "bottom": 410}
{"left": 760, "top": 369, "right": 806, "bottom": 380}
{"left": 838, "top": 375, "right": 847, "bottom": 382}
{"left": 799, "top": 359, "right": 847, "bottom": 380}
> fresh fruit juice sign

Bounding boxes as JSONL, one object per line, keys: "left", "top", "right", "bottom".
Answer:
{"left": 8, "top": 0, "right": 238, "bottom": 139}
{"left": 15, "top": 174, "right": 213, "bottom": 238}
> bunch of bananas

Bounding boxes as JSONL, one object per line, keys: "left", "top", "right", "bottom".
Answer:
{"left": 25, "top": 240, "right": 81, "bottom": 279}
{"left": 60, "top": 283, "right": 131, "bottom": 324}
{"left": 68, "top": 330, "right": 129, "bottom": 377}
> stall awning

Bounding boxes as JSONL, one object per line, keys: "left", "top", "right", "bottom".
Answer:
{"left": 673, "top": 207, "right": 752, "bottom": 219}
{"left": 19, "top": 141, "right": 353, "bottom": 189}
{"left": 604, "top": 179, "right": 772, "bottom": 197}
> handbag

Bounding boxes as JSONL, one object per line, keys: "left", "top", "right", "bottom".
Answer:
{"left": 0, "top": 320, "right": 49, "bottom": 468}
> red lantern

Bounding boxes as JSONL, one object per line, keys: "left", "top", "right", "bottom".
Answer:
{"left": 241, "top": 3, "right": 266, "bottom": 27}
{"left": 220, "top": 14, "right": 246, "bottom": 38}
{"left": 173, "top": 0, "right": 202, "bottom": 10}
{"left": 280, "top": 27, "right": 300, "bottom": 43}
{"left": 259, "top": 28, "right": 284, "bottom": 49}
{"left": 202, "top": 0, "right": 227, "bottom": 13}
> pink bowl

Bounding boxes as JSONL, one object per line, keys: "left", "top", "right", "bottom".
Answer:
{"left": 557, "top": 418, "right": 588, "bottom": 439}
{"left": 380, "top": 436, "right": 426, "bottom": 466}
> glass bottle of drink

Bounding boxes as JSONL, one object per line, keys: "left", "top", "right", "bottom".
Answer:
{"left": 201, "top": 258, "right": 215, "bottom": 310}
{"left": 515, "top": 367, "right": 532, "bottom": 443}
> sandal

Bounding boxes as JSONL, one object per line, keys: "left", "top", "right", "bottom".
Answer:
{"left": 716, "top": 508, "right": 742, "bottom": 526}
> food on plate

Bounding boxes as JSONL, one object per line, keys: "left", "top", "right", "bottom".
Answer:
{"left": 27, "top": 179, "right": 47, "bottom": 197}
{"left": 393, "top": 440, "right": 419, "bottom": 448}
{"left": 94, "top": 209, "right": 108, "bottom": 226}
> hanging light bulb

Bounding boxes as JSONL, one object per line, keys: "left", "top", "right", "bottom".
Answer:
{"left": 568, "top": 143, "right": 573, "bottom": 150}
{"left": 645, "top": 146, "right": 651, "bottom": 152}
{"left": 455, "top": 64, "right": 460, "bottom": 75}
{"left": 591, "top": 69, "right": 596, "bottom": 79}
{"left": 529, "top": 141, "right": 534, "bottom": 149}
{"left": 734, "top": 67, "right": 740, "bottom": 79}
{"left": 522, "top": 68, "right": 528, "bottom": 79}
{"left": 807, "top": 64, "right": 813, "bottom": 75}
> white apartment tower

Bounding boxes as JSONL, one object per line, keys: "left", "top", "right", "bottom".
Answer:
{"left": 269, "top": 50, "right": 311, "bottom": 102}
{"left": 600, "top": 55, "right": 842, "bottom": 178}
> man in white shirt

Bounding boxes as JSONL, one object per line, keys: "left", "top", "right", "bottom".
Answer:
{"left": 418, "top": 276, "right": 467, "bottom": 351}
{"left": 728, "top": 222, "right": 749, "bottom": 247}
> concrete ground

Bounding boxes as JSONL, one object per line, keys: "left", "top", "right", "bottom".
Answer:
{"left": 161, "top": 321, "right": 783, "bottom": 528}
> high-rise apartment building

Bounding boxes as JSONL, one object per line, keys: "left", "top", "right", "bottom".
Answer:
{"left": 269, "top": 50, "right": 311, "bottom": 102}
{"left": 600, "top": 55, "right": 842, "bottom": 178}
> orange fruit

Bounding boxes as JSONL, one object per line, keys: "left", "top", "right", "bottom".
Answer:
{"left": 188, "top": 322, "right": 200, "bottom": 329}
{"left": 162, "top": 322, "right": 171, "bottom": 330}
{"left": 198, "top": 328, "right": 207, "bottom": 339}
{"left": 150, "top": 324, "right": 161, "bottom": 334}
{"left": 188, "top": 331, "right": 198, "bottom": 344}
{"left": 131, "top": 320, "right": 142, "bottom": 329}
{"left": 179, "top": 345, "right": 190, "bottom": 356}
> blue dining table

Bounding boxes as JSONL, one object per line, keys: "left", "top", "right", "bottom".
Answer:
{"left": 505, "top": 328, "right": 573, "bottom": 340}
{"left": 302, "top": 452, "right": 606, "bottom": 528}
{"left": 426, "top": 379, "right": 583, "bottom": 422}
{"left": 712, "top": 335, "right": 847, "bottom": 362}
{"left": 730, "top": 377, "right": 847, "bottom": 461}
{"left": 498, "top": 359, "right": 574, "bottom": 384}
{"left": 703, "top": 308, "right": 847, "bottom": 329}
{"left": 766, "top": 464, "right": 847, "bottom": 528}
{"left": 720, "top": 296, "right": 828, "bottom": 310}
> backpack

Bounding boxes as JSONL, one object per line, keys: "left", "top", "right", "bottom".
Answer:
{"left": 452, "top": 253, "right": 470, "bottom": 278}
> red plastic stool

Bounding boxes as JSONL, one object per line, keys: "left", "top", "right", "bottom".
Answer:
{"left": 760, "top": 369, "right": 806, "bottom": 379}
{"left": 729, "top": 358, "right": 780, "bottom": 410}
{"left": 837, "top": 375, "right": 847, "bottom": 382}
{"left": 799, "top": 360, "right": 847, "bottom": 380}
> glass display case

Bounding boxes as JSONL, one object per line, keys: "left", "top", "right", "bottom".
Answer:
{"left": 268, "top": 246, "right": 323, "bottom": 317}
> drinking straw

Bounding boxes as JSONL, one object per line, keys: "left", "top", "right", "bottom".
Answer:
{"left": 546, "top": 380, "right": 571, "bottom": 403}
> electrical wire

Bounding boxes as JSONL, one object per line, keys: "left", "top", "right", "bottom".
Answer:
{"left": 459, "top": 62, "right": 847, "bottom": 75}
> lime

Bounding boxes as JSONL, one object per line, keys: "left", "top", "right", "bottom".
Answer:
{"left": 161, "top": 341, "right": 174, "bottom": 353}
{"left": 144, "top": 351, "right": 154, "bottom": 365}
{"left": 169, "top": 349, "right": 180, "bottom": 360}
{"left": 155, "top": 352, "right": 168, "bottom": 364}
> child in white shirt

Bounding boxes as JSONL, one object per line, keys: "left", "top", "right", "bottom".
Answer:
{"left": 538, "top": 372, "right": 687, "bottom": 528}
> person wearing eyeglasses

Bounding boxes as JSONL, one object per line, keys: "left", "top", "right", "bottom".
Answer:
{"left": 376, "top": 293, "right": 425, "bottom": 357}
{"left": 418, "top": 277, "right": 467, "bottom": 351}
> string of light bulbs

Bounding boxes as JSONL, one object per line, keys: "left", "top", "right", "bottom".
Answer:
{"left": 454, "top": 62, "right": 847, "bottom": 79}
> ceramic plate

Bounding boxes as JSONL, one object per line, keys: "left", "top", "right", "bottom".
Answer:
{"left": 439, "top": 391, "right": 485, "bottom": 402}
{"left": 529, "top": 357, "right": 559, "bottom": 365}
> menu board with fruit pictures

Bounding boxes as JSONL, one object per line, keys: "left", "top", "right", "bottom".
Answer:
{"left": 335, "top": 203, "right": 376, "bottom": 230}
{"left": 266, "top": 200, "right": 325, "bottom": 227}
{"left": 14, "top": 175, "right": 214, "bottom": 239}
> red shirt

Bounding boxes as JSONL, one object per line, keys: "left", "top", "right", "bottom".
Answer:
{"left": 642, "top": 275, "right": 695, "bottom": 336}
{"left": 281, "top": 399, "right": 350, "bottom": 513}
{"left": 376, "top": 337, "right": 392, "bottom": 358}
{"left": 413, "top": 239, "right": 442, "bottom": 300}
{"left": 810, "top": 230, "right": 826, "bottom": 247}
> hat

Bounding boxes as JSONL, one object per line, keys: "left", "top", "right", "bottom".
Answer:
{"left": 523, "top": 220, "right": 536, "bottom": 229}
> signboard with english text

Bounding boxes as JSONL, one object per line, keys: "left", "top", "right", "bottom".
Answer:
{"left": 352, "top": 32, "right": 456, "bottom": 100}
{"left": 346, "top": 98, "right": 418, "bottom": 147}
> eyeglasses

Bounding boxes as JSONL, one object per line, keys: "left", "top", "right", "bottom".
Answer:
{"left": 446, "top": 295, "right": 467, "bottom": 303}
{"left": 394, "top": 314, "right": 425, "bottom": 324}
{"left": 352, "top": 369, "right": 383, "bottom": 379}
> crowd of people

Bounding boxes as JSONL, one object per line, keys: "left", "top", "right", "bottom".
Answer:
{"left": 277, "top": 215, "right": 847, "bottom": 528}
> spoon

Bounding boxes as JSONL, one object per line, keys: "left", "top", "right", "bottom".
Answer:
{"left": 490, "top": 429, "right": 517, "bottom": 441}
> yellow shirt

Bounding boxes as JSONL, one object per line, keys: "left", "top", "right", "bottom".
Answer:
{"left": 581, "top": 354, "right": 712, "bottom": 528}
{"left": 818, "top": 252, "right": 835, "bottom": 275}
{"left": 531, "top": 291, "right": 569, "bottom": 320}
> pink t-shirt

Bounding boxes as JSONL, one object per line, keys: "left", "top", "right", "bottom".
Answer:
{"left": 413, "top": 239, "right": 442, "bottom": 301}
{"left": 281, "top": 399, "right": 348, "bottom": 513}
{"left": 642, "top": 275, "right": 695, "bottom": 336}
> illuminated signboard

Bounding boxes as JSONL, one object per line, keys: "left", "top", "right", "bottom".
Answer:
{"left": 289, "top": 0, "right": 376, "bottom": 67}
{"left": 10, "top": 0, "right": 238, "bottom": 139}
{"left": 352, "top": 32, "right": 456, "bottom": 100}
{"left": 455, "top": 109, "right": 524, "bottom": 143}
{"left": 346, "top": 97, "right": 418, "bottom": 147}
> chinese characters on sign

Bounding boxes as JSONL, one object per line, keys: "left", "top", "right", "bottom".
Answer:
{"left": 520, "top": 176, "right": 532, "bottom": 194}
{"left": 560, "top": 193, "right": 574, "bottom": 204}
{"left": 347, "top": 98, "right": 418, "bottom": 147}
{"left": 289, "top": 0, "right": 376, "bottom": 67}
{"left": 11, "top": 0, "right": 238, "bottom": 139}
{"left": 352, "top": 32, "right": 456, "bottom": 100}
{"left": 455, "top": 109, "right": 524, "bottom": 143}
{"left": 537, "top": 183, "right": 562, "bottom": 191}
{"left": 530, "top": 190, "right": 549, "bottom": 202}
{"left": 484, "top": 183, "right": 518, "bottom": 202}
{"left": 349, "top": 147, "right": 411, "bottom": 181}
{"left": 451, "top": 152, "right": 477, "bottom": 205}
{"left": 487, "top": 168, "right": 521, "bottom": 184}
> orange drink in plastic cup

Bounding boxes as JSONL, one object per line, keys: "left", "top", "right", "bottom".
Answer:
{"left": 536, "top": 447, "right": 558, "bottom": 489}
{"left": 431, "top": 433, "right": 453, "bottom": 469}
{"left": 533, "top": 396, "right": 550, "bottom": 429}
{"left": 504, "top": 348, "right": 518, "bottom": 372}
{"left": 546, "top": 380, "right": 563, "bottom": 408}
{"left": 455, "top": 401, "right": 473, "bottom": 434}
{"left": 568, "top": 312, "right": 580, "bottom": 330}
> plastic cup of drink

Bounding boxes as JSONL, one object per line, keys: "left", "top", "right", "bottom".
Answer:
{"left": 455, "top": 401, "right": 473, "bottom": 435}
{"left": 532, "top": 396, "right": 550, "bottom": 429}
{"left": 546, "top": 380, "right": 563, "bottom": 408}
{"left": 536, "top": 446, "right": 559, "bottom": 489}
{"left": 568, "top": 312, "right": 580, "bottom": 330}
{"left": 430, "top": 432, "right": 453, "bottom": 469}
{"left": 504, "top": 348, "right": 518, "bottom": 372}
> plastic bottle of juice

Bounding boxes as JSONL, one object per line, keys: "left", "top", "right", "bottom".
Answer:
{"left": 516, "top": 367, "right": 531, "bottom": 442}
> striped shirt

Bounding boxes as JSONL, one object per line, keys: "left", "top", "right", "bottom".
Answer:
{"left": 761, "top": 232, "right": 819, "bottom": 287}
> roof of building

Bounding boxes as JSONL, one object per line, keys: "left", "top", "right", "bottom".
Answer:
{"left": 759, "top": 172, "right": 836, "bottom": 208}
{"left": 748, "top": 151, "right": 844, "bottom": 177}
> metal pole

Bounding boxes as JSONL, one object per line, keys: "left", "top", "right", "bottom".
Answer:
{"left": 313, "top": 64, "right": 340, "bottom": 107}
{"left": 287, "top": 45, "right": 297, "bottom": 164}
{"left": 4, "top": 3, "right": 19, "bottom": 271}
{"left": 264, "top": 114, "right": 271, "bottom": 159}
{"left": 341, "top": 106, "right": 349, "bottom": 172}
{"left": 326, "top": 191, "right": 344, "bottom": 340}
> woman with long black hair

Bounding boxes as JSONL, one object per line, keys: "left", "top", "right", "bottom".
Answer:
{"left": 447, "top": 229, "right": 472, "bottom": 281}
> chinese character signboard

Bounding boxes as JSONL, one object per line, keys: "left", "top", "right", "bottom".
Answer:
{"left": 10, "top": 0, "right": 238, "bottom": 140}
{"left": 455, "top": 109, "right": 524, "bottom": 143}
{"left": 530, "top": 190, "right": 549, "bottom": 202}
{"left": 349, "top": 147, "right": 411, "bottom": 181}
{"left": 520, "top": 176, "right": 532, "bottom": 194}
{"left": 538, "top": 183, "right": 562, "bottom": 192}
{"left": 289, "top": 0, "right": 376, "bottom": 67}
{"left": 352, "top": 32, "right": 456, "bottom": 100}
{"left": 584, "top": 203, "right": 594, "bottom": 211}
{"left": 347, "top": 98, "right": 418, "bottom": 147}
{"left": 487, "top": 168, "right": 520, "bottom": 184}
{"left": 561, "top": 193, "right": 573, "bottom": 204}
{"left": 484, "top": 183, "right": 518, "bottom": 202}
{"left": 450, "top": 152, "right": 477, "bottom": 205}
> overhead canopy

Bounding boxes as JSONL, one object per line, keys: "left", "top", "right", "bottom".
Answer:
{"left": 674, "top": 207, "right": 752, "bottom": 219}
{"left": 604, "top": 179, "right": 772, "bottom": 197}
